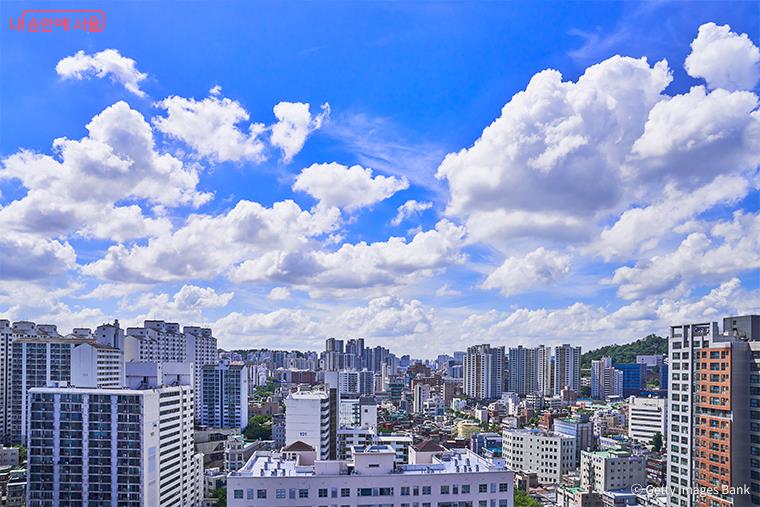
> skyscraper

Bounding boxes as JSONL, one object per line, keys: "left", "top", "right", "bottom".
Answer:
{"left": 590, "top": 357, "right": 622, "bottom": 400}
{"left": 200, "top": 362, "right": 250, "bottom": 430}
{"left": 508, "top": 346, "right": 537, "bottom": 396}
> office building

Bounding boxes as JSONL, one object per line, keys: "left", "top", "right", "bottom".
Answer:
{"left": 580, "top": 449, "right": 646, "bottom": 492}
{"left": 227, "top": 444, "right": 515, "bottom": 507}
{"left": 200, "top": 362, "right": 249, "bottom": 430}
{"left": 617, "top": 363, "right": 646, "bottom": 397}
{"left": 502, "top": 428, "right": 576, "bottom": 484}
{"left": 463, "top": 344, "right": 505, "bottom": 400}
{"left": 627, "top": 396, "right": 667, "bottom": 445}
{"left": 554, "top": 415, "right": 594, "bottom": 465}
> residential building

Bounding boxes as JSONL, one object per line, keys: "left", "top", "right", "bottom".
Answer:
{"left": 284, "top": 390, "right": 336, "bottom": 460}
{"left": 10, "top": 336, "right": 123, "bottom": 444}
{"left": 227, "top": 444, "right": 515, "bottom": 507}
{"left": 554, "top": 344, "right": 582, "bottom": 393}
{"left": 200, "top": 362, "right": 249, "bottom": 430}
{"left": 464, "top": 344, "right": 505, "bottom": 400}
{"left": 590, "top": 357, "right": 622, "bottom": 400}
{"left": 580, "top": 449, "right": 646, "bottom": 492}
{"left": 667, "top": 318, "right": 757, "bottom": 507}
{"left": 627, "top": 396, "right": 667, "bottom": 445}
{"left": 26, "top": 381, "right": 202, "bottom": 506}
{"left": 502, "top": 428, "right": 576, "bottom": 484}
{"left": 508, "top": 346, "right": 537, "bottom": 396}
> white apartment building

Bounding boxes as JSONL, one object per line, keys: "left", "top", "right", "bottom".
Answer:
{"left": 227, "top": 444, "right": 515, "bottom": 507}
{"left": 580, "top": 449, "right": 647, "bottom": 492}
{"left": 123, "top": 321, "right": 217, "bottom": 420}
{"left": 508, "top": 346, "right": 538, "bottom": 396}
{"left": 339, "top": 397, "right": 377, "bottom": 429}
{"left": 26, "top": 381, "right": 202, "bottom": 506}
{"left": 554, "top": 344, "right": 582, "bottom": 393}
{"left": 502, "top": 428, "right": 576, "bottom": 484}
{"left": 591, "top": 357, "right": 622, "bottom": 400}
{"left": 10, "top": 336, "right": 123, "bottom": 444}
{"left": 201, "top": 362, "right": 249, "bottom": 430}
{"left": 464, "top": 344, "right": 505, "bottom": 400}
{"left": 627, "top": 396, "right": 667, "bottom": 445}
{"left": 284, "top": 390, "right": 334, "bottom": 460}
{"left": 413, "top": 382, "right": 431, "bottom": 414}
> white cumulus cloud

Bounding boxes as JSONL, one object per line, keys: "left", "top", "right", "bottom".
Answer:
{"left": 56, "top": 49, "right": 148, "bottom": 97}
{"left": 685, "top": 22, "right": 760, "bottom": 91}
{"left": 271, "top": 102, "right": 330, "bottom": 163}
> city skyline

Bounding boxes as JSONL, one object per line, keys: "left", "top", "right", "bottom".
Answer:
{"left": 1, "top": 2, "right": 759, "bottom": 356}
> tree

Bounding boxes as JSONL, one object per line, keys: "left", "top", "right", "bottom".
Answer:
{"left": 15, "top": 445, "right": 26, "bottom": 464}
{"left": 244, "top": 415, "right": 272, "bottom": 440}
{"left": 210, "top": 487, "right": 226, "bottom": 507}
{"left": 514, "top": 489, "right": 540, "bottom": 507}
{"left": 651, "top": 431, "right": 663, "bottom": 452}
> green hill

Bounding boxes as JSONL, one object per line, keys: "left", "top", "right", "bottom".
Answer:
{"left": 581, "top": 334, "right": 667, "bottom": 369}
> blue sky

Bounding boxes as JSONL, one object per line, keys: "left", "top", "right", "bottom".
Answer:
{"left": 1, "top": 1, "right": 759, "bottom": 355}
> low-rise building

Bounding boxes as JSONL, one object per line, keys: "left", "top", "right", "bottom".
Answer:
{"left": 227, "top": 444, "right": 515, "bottom": 507}
{"left": 579, "top": 449, "right": 646, "bottom": 493}
{"left": 502, "top": 428, "right": 576, "bottom": 484}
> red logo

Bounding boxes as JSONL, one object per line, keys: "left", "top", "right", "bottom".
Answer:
{"left": 8, "top": 9, "right": 105, "bottom": 33}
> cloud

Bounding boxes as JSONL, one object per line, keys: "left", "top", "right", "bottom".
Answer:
{"left": 607, "top": 211, "right": 760, "bottom": 299}
{"left": 270, "top": 102, "right": 330, "bottom": 163}
{"left": 0, "top": 235, "right": 76, "bottom": 280}
{"left": 334, "top": 296, "right": 432, "bottom": 336}
{"left": 213, "top": 309, "right": 321, "bottom": 349}
{"left": 0, "top": 101, "right": 208, "bottom": 242}
{"left": 153, "top": 93, "right": 267, "bottom": 163}
{"left": 267, "top": 287, "right": 291, "bottom": 300}
{"left": 435, "top": 283, "right": 461, "bottom": 297}
{"left": 391, "top": 200, "right": 432, "bottom": 226}
{"left": 436, "top": 55, "right": 672, "bottom": 244}
{"left": 685, "top": 22, "right": 760, "bottom": 91}
{"left": 83, "top": 199, "right": 341, "bottom": 283}
{"left": 56, "top": 49, "right": 148, "bottom": 97}
{"left": 230, "top": 219, "right": 466, "bottom": 292}
{"left": 593, "top": 174, "right": 749, "bottom": 261}
{"left": 628, "top": 85, "right": 760, "bottom": 188}
{"left": 482, "top": 247, "right": 571, "bottom": 296}
{"left": 293, "top": 162, "right": 409, "bottom": 211}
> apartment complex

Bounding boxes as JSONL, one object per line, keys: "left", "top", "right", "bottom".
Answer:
{"left": 227, "top": 444, "right": 515, "bottom": 507}
{"left": 464, "top": 344, "right": 505, "bottom": 400}
{"left": 591, "top": 357, "right": 622, "bottom": 400}
{"left": 502, "top": 428, "right": 576, "bottom": 484}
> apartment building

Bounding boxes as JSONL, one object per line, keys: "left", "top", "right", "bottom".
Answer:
{"left": 667, "top": 317, "right": 756, "bottom": 507}
{"left": 554, "top": 344, "right": 582, "bottom": 393}
{"left": 200, "top": 362, "right": 249, "bottom": 430}
{"left": 26, "top": 382, "right": 201, "bottom": 506}
{"left": 591, "top": 357, "right": 622, "bottom": 400}
{"left": 284, "top": 389, "right": 336, "bottom": 460}
{"left": 580, "top": 448, "right": 647, "bottom": 492}
{"left": 227, "top": 444, "right": 515, "bottom": 507}
{"left": 502, "top": 428, "right": 576, "bottom": 484}
{"left": 464, "top": 344, "right": 505, "bottom": 400}
{"left": 508, "top": 346, "right": 538, "bottom": 396}
{"left": 10, "top": 336, "right": 123, "bottom": 444}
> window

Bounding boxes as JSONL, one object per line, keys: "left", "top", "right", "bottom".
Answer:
{"left": 379, "top": 487, "right": 393, "bottom": 496}
{"left": 299, "top": 489, "right": 309, "bottom": 498}
{"left": 358, "top": 488, "right": 373, "bottom": 497}
{"left": 319, "top": 488, "right": 328, "bottom": 498}
{"left": 499, "top": 483, "right": 509, "bottom": 492}
{"left": 422, "top": 486, "right": 431, "bottom": 495}
{"left": 441, "top": 485, "right": 450, "bottom": 494}
{"left": 256, "top": 489, "right": 266, "bottom": 499}
{"left": 276, "top": 489, "right": 286, "bottom": 499}
{"left": 462, "top": 484, "right": 470, "bottom": 494}
{"left": 233, "top": 489, "right": 243, "bottom": 499}
{"left": 479, "top": 484, "right": 487, "bottom": 493}
{"left": 401, "top": 487, "right": 410, "bottom": 496}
